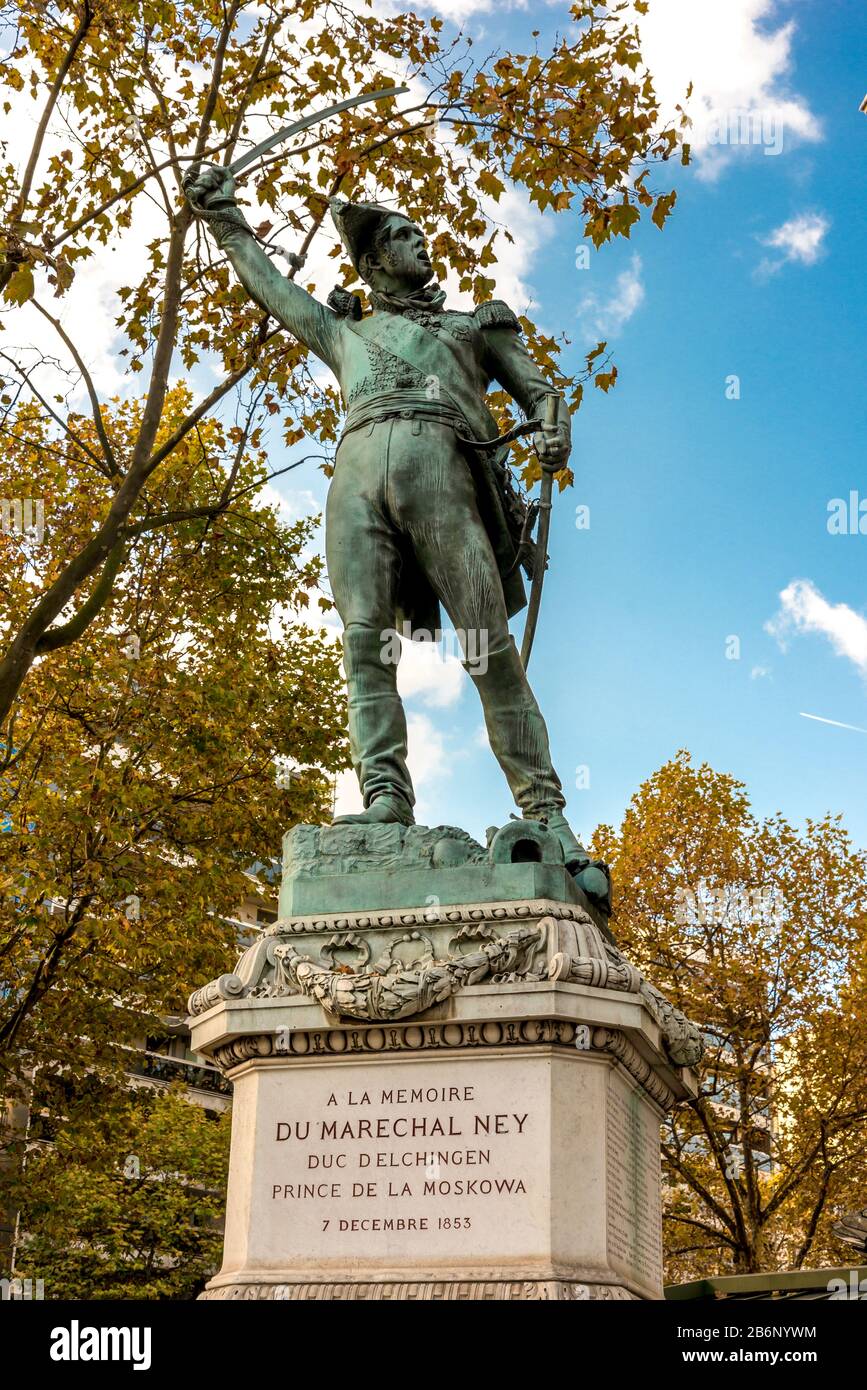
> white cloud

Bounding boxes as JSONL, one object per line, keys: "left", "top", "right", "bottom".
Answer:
{"left": 330, "top": 709, "right": 456, "bottom": 823}
{"left": 766, "top": 579, "right": 867, "bottom": 679}
{"left": 377, "top": 0, "right": 525, "bottom": 24}
{"left": 396, "top": 634, "right": 465, "bottom": 709}
{"left": 415, "top": 128, "right": 554, "bottom": 319}
{"left": 469, "top": 185, "right": 553, "bottom": 318}
{"left": 756, "top": 212, "right": 830, "bottom": 276}
{"left": 629, "top": 0, "right": 821, "bottom": 179}
{"left": 472, "top": 720, "right": 489, "bottom": 748}
{"left": 577, "top": 254, "right": 644, "bottom": 339}
{"left": 750, "top": 665, "right": 771, "bottom": 680}
{"left": 406, "top": 710, "right": 451, "bottom": 789}
{"left": 332, "top": 769, "right": 364, "bottom": 818}
{"left": 261, "top": 481, "right": 321, "bottom": 528}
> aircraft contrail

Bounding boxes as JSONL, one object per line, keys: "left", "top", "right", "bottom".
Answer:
{"left": 800, "top": 712, "right": 867, "bottom": 735}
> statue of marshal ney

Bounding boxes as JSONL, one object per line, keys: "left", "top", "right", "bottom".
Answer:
{"left": 184, "top": 163, "right": 595, "bottom": 880}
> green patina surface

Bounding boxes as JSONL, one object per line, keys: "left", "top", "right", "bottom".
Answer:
{"left": 277, "top": 821, "right": 613, "bottom": 941}
{"left": 184, "top": 166, "right": 600, "bottom": 887}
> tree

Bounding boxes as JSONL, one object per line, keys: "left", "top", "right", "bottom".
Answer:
{"left": 6, "top": 1083, "right": 231, "bottom": 1300}
{"left": 592, "top": 751, "right": 867, "bottom": 1280}
{"left": 0, "top": 0, "right": 688, "bottom": 728}
{"left": 0, "top": 386, "right": 347, "bottom": 1092}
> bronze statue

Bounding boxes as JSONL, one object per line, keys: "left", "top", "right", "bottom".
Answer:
{"left": 184, "top": 163, "right": 594, "bottom": 879}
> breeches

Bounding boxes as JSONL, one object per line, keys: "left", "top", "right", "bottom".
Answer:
{"left": 325, "top": 416, "right": 563, "bottom": 817}
{"left": 326, "top": 416, "right": 510, "bottom": 646}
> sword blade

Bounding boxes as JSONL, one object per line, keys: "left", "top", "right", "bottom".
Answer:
{"left": 519, "top": 471, "right": 552, "bottom": 672}
{"left": 520, "top": 395, "right": 560, "bottom": 671}
{"left": 228, "top": 85, "right": 409, "bottom": 176}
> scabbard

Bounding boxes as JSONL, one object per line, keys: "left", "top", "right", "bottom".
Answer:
{"left": 454, "top": 417, "right": 543, "bottom": 452}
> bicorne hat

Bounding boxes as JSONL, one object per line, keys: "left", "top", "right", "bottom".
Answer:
{"left": 329, "top": 197, "right": 413, "bottom": 276}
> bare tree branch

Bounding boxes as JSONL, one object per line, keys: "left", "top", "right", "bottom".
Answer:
{"left": 0, "top": 349, "right": 107, "bottom": 474}
{"left": 31, "top": 299, "right": 120, "bottom": 476}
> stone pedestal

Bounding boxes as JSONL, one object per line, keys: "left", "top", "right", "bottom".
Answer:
{"left": 188, "top": 821, "right": 701, "bottom": 1301}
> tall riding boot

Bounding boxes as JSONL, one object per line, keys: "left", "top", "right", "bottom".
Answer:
{"left": 332, "top": 624, "right": 415, "bottom": 826}
{"left": 466, "top": 637, "right": 588, "bottom": 870}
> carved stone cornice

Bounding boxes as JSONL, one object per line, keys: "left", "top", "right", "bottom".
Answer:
{"left": 189, "top": 894, "right": 703, "bottom": 1072}
{"left": 211, "top": 1018, "right": 679, "bottom": 1110}
{"left": 265, "top": 897, "right": 594, "bottom": 937}
{"left": 590, "top": 1027, "right": 676, "bottom": 1110}
{"left": 200, "top": 1278, "right": 638, "bottom": 1301}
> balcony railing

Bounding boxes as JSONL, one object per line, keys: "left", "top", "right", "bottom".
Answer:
{"left": 129, "top": 1051, "right": 231, "bottom": 1097}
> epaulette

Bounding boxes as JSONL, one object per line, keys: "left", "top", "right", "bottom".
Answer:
{"left": 474, "top": 299, "right": 521, "bottom": 333}
{"left": 327, "top": 285, "right": 362, "bottom": 320}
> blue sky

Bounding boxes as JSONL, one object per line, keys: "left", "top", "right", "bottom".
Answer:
{"left": 300, "top": 0, "right": 867, "bottom": 847}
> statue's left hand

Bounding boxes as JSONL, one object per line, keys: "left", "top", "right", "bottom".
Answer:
{"left": 533, "top": 422, "right": 570, "bottom": 473}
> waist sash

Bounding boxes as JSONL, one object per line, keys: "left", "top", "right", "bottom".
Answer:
{"left": 342, "top": 389, "right": 541, "bottom": 451}
{"left": 342, "top": 389, "right": 466, "bottom": 440}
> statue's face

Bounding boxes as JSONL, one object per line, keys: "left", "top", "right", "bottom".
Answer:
{"left": 367, "top": 215, "right": 433, "bottom": 291}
